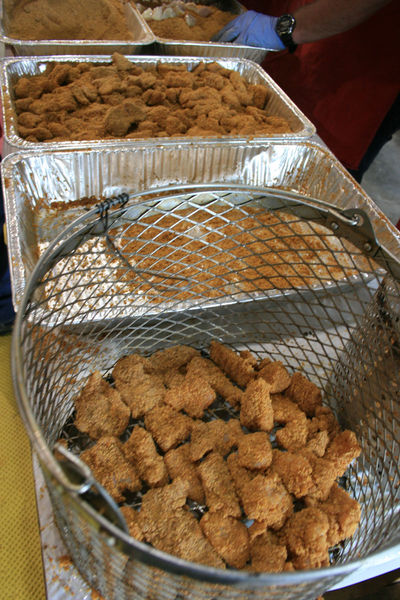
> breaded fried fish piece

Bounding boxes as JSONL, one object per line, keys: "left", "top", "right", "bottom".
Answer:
{"left": 281, "top": 507, "right": 330, "bottom": 570}
{"left": 164, "top": 444, "right": 205, "bottom": 504}
{"left": 197, "top": 452, "right": 241, "bottom": 518}
{"left": 120, "top": 505, "right": 145, "bottom": 541}
{"left": 226, "top": 452, "right": 254, "bottom": 498}
{"left": 164, "top": 372, "right": 216, "bottom": 418}
{"left": 257, "top": 361, "right": 291, "bottom": 394}
{"left": 249, "top": 530, "right": 287, "bottom": 573}
{"left": 190, "top": 418, "right": 243, "bottom": 461}
{"left": 123, "top": 425, "right": 168, "bottom": 488}
{"left": 80, "top": 436, "right": 141, "bottom": 503}
{"left": 316, "top": 482, "right": 361, "bottom": 546}
{"left": 272, "top": 395, "right": 308, "bottom": 451}
{"left": 112, "top": 353, "right": 153, "bottom": 382}
{"left": 240, "top": 378, "right": 273, "bottom": 432}
{"left": 73, "top": 370, "right": 130, "bottom": 440}
{"left": 287, "top": 372, "right": 322, "bottom": 417}
{"left": 237, "top": 432, "right": 273, "bottom": 471}
{"left": 138, "top": 478, "right": 224, "bottom": 568}
{"left": 271, "top": 449, "right": 314, "bottom": 498}
{"left": 186, "top": 355, "right": 243, "bottom": 407}
{"left": 114, "top": 362, "right": 165, "bottom": 419}
{"left": 209, "top": 340, "right": 255, "bottom": 388}
{"left": 200, "top": 511, "right": 250, "bottom": 568}
{"left": 239, "top": 472, "right": 293, "bottom": 529}
{"left": 144, "top": 404, "right": 193, "bottom": 452}
{"left": 324, "top": 430, "right": 362, "bottom": 477}
{"left": 149, "top": 344, "right": 200, "bottom": 372}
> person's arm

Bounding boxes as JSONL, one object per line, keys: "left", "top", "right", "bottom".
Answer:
{"left": 213, "top": 0, "right": 392, "bottom": 49}
{"left": 292, "top": 0, "right": 392, "bottom": 44}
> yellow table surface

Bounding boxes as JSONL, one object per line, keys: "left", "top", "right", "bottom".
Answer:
{"left": 0, "top": 333, "right": 46, "bottom": 600}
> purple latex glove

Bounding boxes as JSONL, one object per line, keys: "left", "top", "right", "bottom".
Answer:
{"left": 212, "top": 10, "right": 285, "bottom": 49}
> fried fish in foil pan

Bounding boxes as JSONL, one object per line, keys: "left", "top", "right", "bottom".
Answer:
{"left": 0, "top": 54, "right": 315, "bottom": 156}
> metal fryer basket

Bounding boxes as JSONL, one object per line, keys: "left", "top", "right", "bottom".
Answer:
{"left": 12, "top": 184, "right": 400, "bottom": 600}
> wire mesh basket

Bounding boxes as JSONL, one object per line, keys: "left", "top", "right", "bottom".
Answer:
{"left": 12, "top": 184, "right": 400, "bottom": 600}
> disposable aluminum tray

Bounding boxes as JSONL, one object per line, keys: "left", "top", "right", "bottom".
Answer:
{"left": 0, "top": 54, "right": 316, "bottom": 156}
{"left": 2, "top": 139, "right": 399, "bottom": 312}
{"left": 0, "top": 0, "right": 155, "bottom": 55}
{"left": 138, "top": 0, "right": 270, "bottom": 63}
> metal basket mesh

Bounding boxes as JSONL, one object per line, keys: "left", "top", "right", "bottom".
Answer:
{"left": 12, "top": 185, "right": 400, "bottom": 600}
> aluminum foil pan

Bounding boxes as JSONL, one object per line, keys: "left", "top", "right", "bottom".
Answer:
{"left": 2, "top": 139, "right": 399, "bottom": 311}
{"left": 136, "top": 0, "right": 270, "bottom": 63}
{"left": 0, "top": 54, "right": 315, "bottom": 156}
{"left": 0, "top": 0, "right": 155, "bottom": 55}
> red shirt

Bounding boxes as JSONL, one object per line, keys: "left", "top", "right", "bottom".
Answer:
{"left": 243, "top": 0, "right": 400, "bottom": 170}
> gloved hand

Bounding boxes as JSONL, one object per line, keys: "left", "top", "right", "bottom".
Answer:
{"left": 212, "top": 10, "right": 285, "bottom": 49}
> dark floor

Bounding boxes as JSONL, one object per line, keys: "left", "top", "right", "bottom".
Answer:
{"left": 325, "top": 569, "right": 400, "bottom": 600}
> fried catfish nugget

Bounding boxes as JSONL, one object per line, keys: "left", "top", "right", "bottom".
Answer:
{"left": 324, "top": 430, "right": 362, "bottom": 477}
{"left": 249, "top": 530, "right": 287, "bottom": 573}
{"left": 281, "top": 507, "right": 330, "bottom": 570}
{"left": 240, "top": 378, "right": 273, "bottom": 432}
{"left": 120, "top": 506, "right": 145, "bottom": 541}
{"left": 114, "top": 362, "right": 165, "bottom": 419}
{"left": 189, "top": 418, "right": 243, "bottom": 461}
{"left": 123, "top": 425, "right": 168, "bottom": 488}
{"left": 237, "top": 432, "right": 273, "bottom": 471}
{"left": 200, "top": 511, "right": 250, "bottom": 568}
{"left": 144, "top": 404, "right": 193, "bottom": 452}
{"left": 316, "top": 483, "right": 361, "bottom": 546}
{"left": 271, "top": 395, "right": 308, "bottom": 450}
{"left": 164, "top": 372, "right": 216, "bottom": 418}
{"left": 287, "top": 372, "right": 322, "bottom": 416}
{"left": 257, "top": 360, "right": 291, "bottom": 394}
{"left": 271, "top": 449, "right": 315, "bottom": 499}
{"left": 149, "top": 344, "right": 200, "bottom": 372}
{"left": 80, "top": 436, "right": 141, "bottom": 503}
{"left": 73, "top": 370, "right": 130, "bottom": 440}
{"left": 186, "top": 355, "right": 243, "bottom": 407}
{"left": 138, "top": 478, "right": 224, "bottom": 568}
{"left": 209, "top": 340, "right": 255, "bottom": 388}
{"left": 197, "top": 451, "right": 241, "bottom": 518}
{"left": 239, "top": 472, "right": 293, "bottom": 529}
{"left": 164, "top": 444, "right": 205, "bottom": 504}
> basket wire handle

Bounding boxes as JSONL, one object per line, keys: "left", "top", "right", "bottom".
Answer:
{"left": 54, "top": 442, "right": 130, "bottom": 536}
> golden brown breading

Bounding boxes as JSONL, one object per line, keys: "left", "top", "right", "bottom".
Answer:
{"left": 316, "top": 483, "right": 361, "bottom": 546}
{"left": 306, "top": 429, "right": 330, "bottom": 457}
{"left": 149, "top": 344, "right": 200, "bottom": 372}
{"left": 240, "top": 378, "right": 274, "bottom": 432}
{"left": 237, "top": 432, "right": 273, "bottom": 471}
{"left": 120, "top": 505, "right": 145, "bottom": 541}
{"left": 114, "top": 363, "right": 165, "bottom": 419}
{"left": 189, "top": 418, "right": 243, "bottom": 461}
{"left": 324, "top": 430, "right": 362, "bottom": 477}
{"left": 272, "top": 395, "right": 308, "bottom": 451}
{"left": 164, "top": 444, "right": 205, "bottom": 504}
{"left": 73, "top": 370, "right": 130, "bottom": 440}
{"left": 257, "top": 361, "right": 291, "bottom": 394}
{"left": 249, "top": 530, "right": 287, "bottom": 573}
{"left": 197, "top": 452, "right": 241, "bottom": 518}
{"left": 209, "top": 340, "right": 255, "bottom": 388}
{"left": 112, "top": 352, "right": 153, "bottom": 381}
{"left": 123, "top": 425, "right": 168, "bottom": 488}
{"left": 308, "top": 405, "right": 341, "bottom": 440}
{"left": 271, "top": 449, "right": 314, "bottom": 498}
{"left": 199, "top": 511, "right": 250, "bottom": 568}
{"left": 144, "top": 404, "right": 193, "bottom": 452}
{"left": 186, "top": 355, "right": 243, "bottom": 407}
{"left": 281, "top": 507, "right": 330, "bottom": 570}
{"left": 80, "top": 436, "right": 141, "bottom": 503}
{"left": 301, "top": 450, "right": 338, "bottom": 503}
{"left": 226, "top": 452, "right": 254, "bottom": 498}
{"left": 286, "top": 372, "right": 322, "bottom": 416}
{"left": 239, "top": 472, "right": 293, "bottom": 528}
{"left": 163, "top": 372, "right": 216, "bottom": 418}
{"left": 138, "top": 478, "right": 224, "bottom": 568}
